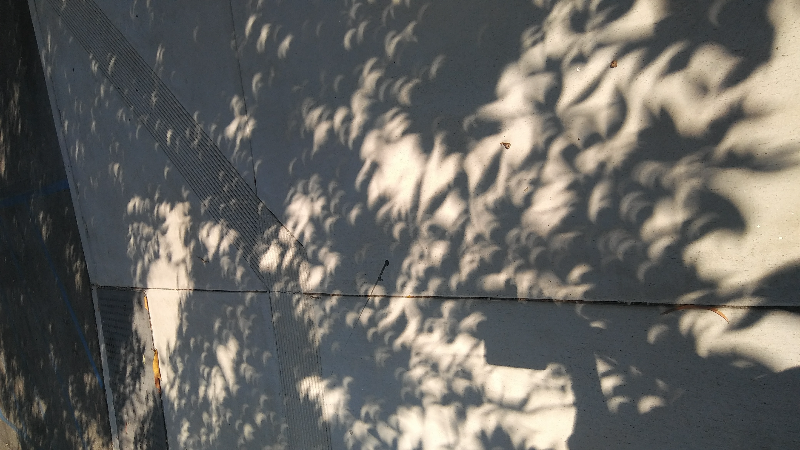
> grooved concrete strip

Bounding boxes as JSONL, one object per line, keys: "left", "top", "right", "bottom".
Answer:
{"left": 269, "top": 292, "right": 333, "bottom": 450}
{"left": 36, "top": 0, "right": 330, "bottom": 447}
{"left": 40, "top": 0, "right": 272, "bottom": 281}
{"left": 96, "top": 289, "right": 167, "bottom": 450}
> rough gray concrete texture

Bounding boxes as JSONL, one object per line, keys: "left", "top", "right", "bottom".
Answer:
{"left": 317, "top": 296, "right": 800, "bottom": 449}
{"left": 0, "top": 0, "right": 111, "bottom": 448}
{"left": 30, "top": 0, "right": 334, "bottom": 447}
{"left": 17, "top": 0, "right": 800, "bottom": 448}
{"left": 33, "top": 0, "right": 800, "bottom": 305}
{"left": 145, "top": 289, "right": 290, "bottom": 450}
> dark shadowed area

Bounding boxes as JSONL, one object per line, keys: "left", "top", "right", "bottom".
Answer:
{"left": 0, "top": 0, "right": 111, "bottom": 448}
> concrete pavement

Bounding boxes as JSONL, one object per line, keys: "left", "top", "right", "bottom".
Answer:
{"left": 13, "top": 0, "right": 800, "bottom": 448}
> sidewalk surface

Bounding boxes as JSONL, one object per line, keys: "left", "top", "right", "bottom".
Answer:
{"left": 4, "top": 0, "right": 800, "bottom": 448}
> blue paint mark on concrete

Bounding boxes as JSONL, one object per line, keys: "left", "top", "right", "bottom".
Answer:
{"left": 27, "top": 207, "right": 104, "bottom": 390}
{"left": 0, "top": 178, "right": 106, "bottom": 390}
{"left": 0, "top": 179, "right": 70, "bottom": 209}
{"left": 0, "top": 210, "right": 101, "bottom": 446}
{"left": 0, "top": 408, "right": 43, "bottom": 450}
{"left": 0, "top": 404, "right": 31, "bottom": 444}
{"left": 13, "top": 393, "right": 28, "bottom": 440}
{"left": 0, "top": 178, "right": 100, "bottom": 447}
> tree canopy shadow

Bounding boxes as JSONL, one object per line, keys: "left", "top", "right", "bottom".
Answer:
{"left": 27, "top": 0, "right": 800, "bottom": 448}
{"left": 0, "top": 0, "right": 111, "bottom": 448}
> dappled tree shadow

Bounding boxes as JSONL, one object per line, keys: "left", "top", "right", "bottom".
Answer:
{"left": 239, "top": 0, "right": 794, "bottom": 303}
{"left": 232, "top": 0, "right": 800, "bottom": 447}
{"left": 0, "top": 205, "right": 110, "bottom": 450}
{"left": 478, "top": 301, "right": 800, "bottom": 449}
{"left": 0, "top": 1, "right": 111, "bottom": 448}
{"left": 151, "top": 290, "right": 289, "bottom": 449}
{"left": 28, "top": 0, "right": 800, "bottom": 448}
{"left": 95, "top": 288, "right": 168, "bottom": 450}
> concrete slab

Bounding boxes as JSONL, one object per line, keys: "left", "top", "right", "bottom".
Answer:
{"left": 32, "top": 0, "right": 800, "bottom": 303}
{"left": 20, "top": 0, "right": 800, "bottom": 448}
{"left": 315, "top": 296, "right": 800, "bottom": 449}
{"left": 92, "top": 0, "right": 258, "bottom": 189}
{"left": 145, "top": 289, "right": 289, "bottom": 450}
{"left": 29, "top": 0, "right": 265, "bottom": 292}
{"left": 0, "top": 197, "right": 110, "bottom": 450}
{"left": 230, "top": 0, "right": 800, "bottom": 303}
{"left": 1, "top": 1, "right": 111, "bottom": 448}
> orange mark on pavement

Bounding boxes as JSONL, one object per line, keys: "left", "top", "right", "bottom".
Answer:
{"left": 661, "top": 305, "right": 729, "bottom": 323}
{"left": 153, "top": 348, "right": 162, "bottom": 394}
